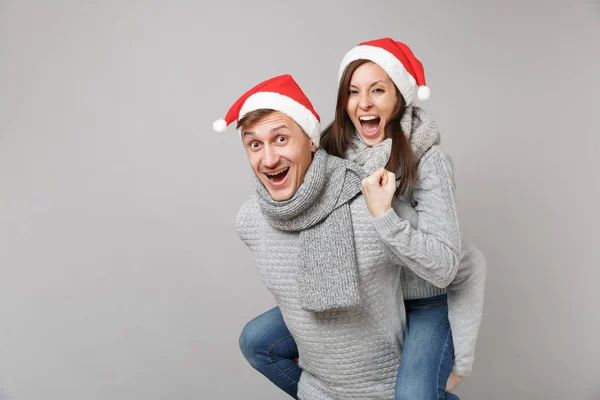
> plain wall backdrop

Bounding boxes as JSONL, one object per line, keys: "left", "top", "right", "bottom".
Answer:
{"left": 1, "top": 1, "right": 599, "bottom": 399}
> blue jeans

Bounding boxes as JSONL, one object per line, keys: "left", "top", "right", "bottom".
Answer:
{"left": 239, "top": 307, "right": 301, "bottom": 399}
{"left": 239, "top": 294, "right": 459, "bottom": 400}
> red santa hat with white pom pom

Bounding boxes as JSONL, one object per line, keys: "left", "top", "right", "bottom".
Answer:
{"left": 213, "top": 74, "right": 321, "bottom": 147}
{"left": 338, "top": 38, "right": 431, "bottom": 105}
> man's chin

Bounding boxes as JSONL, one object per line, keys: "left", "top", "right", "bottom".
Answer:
{"left": 269, "top": 191, "right": 294, "bottom": 202}
{"left": 266, "top": 186, "right": 295, "bottom": 202}
{"left": 258, "top": 175, "right": 296, "bottom": 201}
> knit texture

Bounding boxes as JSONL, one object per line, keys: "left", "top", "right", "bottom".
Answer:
{"left": 238, "top": 194, "right": 406, "bottom": 400}
{"left": 345, "top": 105, "right": 459, "bottom": 296}
{"left": 370, "top": 146, "right": 462, "bottom": 288}
{"left": 254, "top": 149, "right": 366, "bottom": 312}
{"left": 344, "top": 102, "right": 486, "bottom": 375}
{"left": 345, "top": 135, "right": 393, "bottom": 174}
{"left": 400, "top": 104, "right": 440, "bottom": 163}
{"left": 363, "top": 142, "right": 486, "bottom": 376}
{"left": 447, "top": 241, "right": 486, "bottom": 376}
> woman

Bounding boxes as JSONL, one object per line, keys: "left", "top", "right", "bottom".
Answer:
{"left": 239, "top": 38, "right": 486, "bottom": 400}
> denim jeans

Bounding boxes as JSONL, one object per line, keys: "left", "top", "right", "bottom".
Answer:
{"left": 239, "top": 294, "right": 458, "bottom": 400}
{"left": 239, "top": 306, "right": 301, "bottom": 399}
{"left": 395, "top": 294, "right": 459, "bottom": 400}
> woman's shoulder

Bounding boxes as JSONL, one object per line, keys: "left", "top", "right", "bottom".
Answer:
{"left": 417, "top": 145, "right": 454, "bottom": 173}
{"left": 414, "top": 145, "right": 456, "bottom": 190}
{"left": 419, "top": 144, "right": 451, "bottom": 164}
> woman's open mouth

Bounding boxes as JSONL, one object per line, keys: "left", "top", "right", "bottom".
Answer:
{"left": 359, "top": 115, "right": 381, "bottom": 137}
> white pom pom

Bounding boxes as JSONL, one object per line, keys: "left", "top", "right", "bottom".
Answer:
{"left": 417, "top": 86, "right": 431, "bottom": 101}
{"left": 213, "top": 119, "right": 228, "bottom": 133}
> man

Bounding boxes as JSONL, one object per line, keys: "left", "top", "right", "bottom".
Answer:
{"left": 214, "top": 74, "right": 410, "bottom": 399}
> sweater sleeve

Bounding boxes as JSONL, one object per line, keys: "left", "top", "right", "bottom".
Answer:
{"left": 235, "top": 196, "right": 261, "bottom": 249}
{"left": 447, "top": 241, "right": 487, "bottom": 376}
{"left": 370, "top": 146, "right": 462, "bottom": 287}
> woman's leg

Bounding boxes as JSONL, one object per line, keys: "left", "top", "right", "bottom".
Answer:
{"left": 239, "top": 306, "right": 301, "bottom": 399}
{"left": 395, "top": 294, "right": 458, "bottom": 400}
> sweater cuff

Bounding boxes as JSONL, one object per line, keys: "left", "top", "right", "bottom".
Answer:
{"left": 370, "top": 208, "right": 406, "bottom": 237}
{"left": 452, "top": 364, "right": 472, "bottom": 377}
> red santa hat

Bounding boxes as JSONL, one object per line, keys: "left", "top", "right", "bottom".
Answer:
{"left": 213, "top": 74, "right": 321, "bottom": 147}
{"left": 338, "top": 38, "right": 430, "bottom": 105}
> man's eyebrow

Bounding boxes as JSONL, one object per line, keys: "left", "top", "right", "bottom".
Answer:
{"left": 242, "top": 124, "right": 288, "bottom": 138}
{"left": 270, "top": 124, "right": 288, "bottom": 133}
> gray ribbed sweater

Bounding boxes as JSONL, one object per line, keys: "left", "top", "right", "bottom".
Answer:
{"left": 236, "top": 146, "right": 486, "bottom": 398}
{"left": 346, "top": 109, "right": 485, "bottom": 374}
{"left": 375, "top": 145, "right": 487, "bottom": 376}
{"left": 238, "top": 194, "right": 406, "bottom": 400}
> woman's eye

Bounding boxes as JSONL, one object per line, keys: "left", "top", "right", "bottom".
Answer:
{"left": 349, "top": 90, "right": 358, "bottom": 95}
{"left": 373, "top": 88, "right": 384, "bottom": 93}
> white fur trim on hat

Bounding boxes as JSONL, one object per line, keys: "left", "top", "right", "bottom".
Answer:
{"left": 339, "top": 45, "right": 417, "bottom": 105}
{"left": 213, "top": 119, "right": 227, "bottom": 133}
{"left": 417, "top": 85, "right": 430, "bottom": 101}
{"left": 238, "top": 91, "right": 321, "bottom": 147}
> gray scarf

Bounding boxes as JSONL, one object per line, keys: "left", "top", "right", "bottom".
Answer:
{"left": 345, "top": 104, "right": 441, "bottom": 175}
{"left": 254, "top": 149, "right": 366, "bottom": 312}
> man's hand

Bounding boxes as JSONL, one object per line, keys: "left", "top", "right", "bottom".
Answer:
{"left": 361, "top": 168, "right": 396, "bottom": 217}
{"left": 446, "top": 373, "right": 463, "bottom": 392}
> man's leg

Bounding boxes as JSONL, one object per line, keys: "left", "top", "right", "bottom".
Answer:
{"left": 395, "top": 294, "right": 458, "bottom": 400}
{"left": 239, "top": 306, "right": 301, "bottom": 399}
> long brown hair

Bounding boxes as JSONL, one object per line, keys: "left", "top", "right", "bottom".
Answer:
{"left": 320, "top": 59, "right": 417, "bottom": 196}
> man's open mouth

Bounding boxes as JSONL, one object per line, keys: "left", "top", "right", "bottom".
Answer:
{"left": 265, "top": 167, "right": 289, "bottom": 183}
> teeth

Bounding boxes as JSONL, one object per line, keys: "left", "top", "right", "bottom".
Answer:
{"left": 267, "top": 168, "right": 289, "bottom": 177}
{"left": 359, "top": 116, "right": 378, "bottom": 121}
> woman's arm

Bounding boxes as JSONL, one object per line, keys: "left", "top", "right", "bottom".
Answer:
{"left": 446, "top": 241, "right": 487, "bottom": 376}
{"left": 364, "top": 146, "right": 462, "bottom": 287}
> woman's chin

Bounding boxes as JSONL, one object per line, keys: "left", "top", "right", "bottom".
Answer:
{"left": 358, "top": 129, "right": 385, "bottom": 146}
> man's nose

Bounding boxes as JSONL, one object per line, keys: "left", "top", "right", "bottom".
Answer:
{"left": 262, "top": 145, "right": 280, "bottom": 167}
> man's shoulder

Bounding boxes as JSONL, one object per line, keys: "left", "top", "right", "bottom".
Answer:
{"left": 236, "top": 194, "right": 261, "bottom": 227}
{"left": 236, "top": 194, "right": 265, "bottom": 246}
{"left": 238, "top": 194, "right": 259, "bottom": 213}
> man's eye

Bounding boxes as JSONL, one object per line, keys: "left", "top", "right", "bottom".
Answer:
{"left": 276, "top": 136, "right": 287, "bottom": 143}
{"left": 250, "top": 142, "right": 259, "bottom": 148}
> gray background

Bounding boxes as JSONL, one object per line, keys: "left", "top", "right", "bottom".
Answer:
{"left": 1, "top": 0, "right": 598, "bottom": 399}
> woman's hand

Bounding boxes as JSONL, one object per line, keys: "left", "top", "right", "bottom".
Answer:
{"left": 362, "top": 168, "right": 396, "bottom": 217}
{"left": 446, "top": 372, "right": 463, "bottom": 392}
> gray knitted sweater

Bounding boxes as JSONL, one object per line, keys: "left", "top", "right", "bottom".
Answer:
{"left": 382, "top": 146, "right": 487, "bottom": 376}
{"left": 346, "top": 111, "right": 485, "bottom": 376}
{"left": 237, "top": 145, "right": 485, "bottom": 398}
{"left": 238, "top": 193, "right": 406, "bottom": 400}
